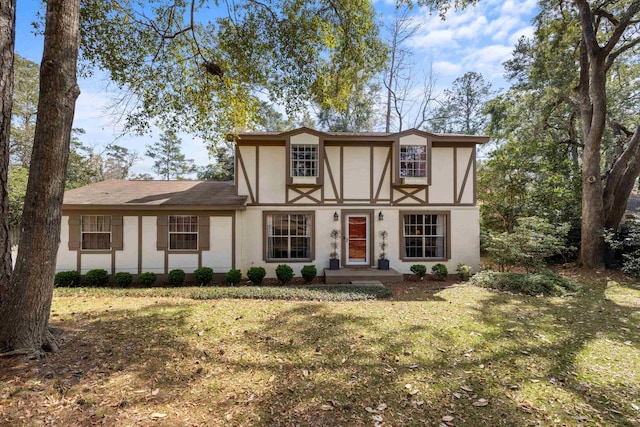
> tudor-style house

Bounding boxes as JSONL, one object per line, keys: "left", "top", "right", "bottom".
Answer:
{"left": 57, "top": 127, "right": 488, "bottom": 280}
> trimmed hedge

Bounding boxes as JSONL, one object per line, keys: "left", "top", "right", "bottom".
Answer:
{"left": 410, "top": 264, "right": 427, "bottom": 279}
{"left": 276, "top": 264, "right": 294, "bottom": 285}
{"left": 431, "top": 264, "right": 448, "bottom": 281}
{"left": 114, "top": 272, "right": 133, "bottom": 288}
{"left": 471, "top": 270, "right": 579, "bottom": 296}
{"left": 54, "top": 270, "right": 81, "bottom": 287}
{"left": 85, "top": 269, "right": 109, "bottom": 287}
{"left": 168, "top": 269, "right": 186, "bottom": 287}
{"left": 301, "top": 265, "right": 317, "bottom": 283}
{"left": 193, "top": 267, "right": 214, "bottom": 286}
{"left": 225, "top": 269, "right": 242, "bottom": 286}
{"left": 138, "top": 272, "right": 157, "bottom": 287}
{"left": 247, "top": 266, "right": 266, "bottom": 285}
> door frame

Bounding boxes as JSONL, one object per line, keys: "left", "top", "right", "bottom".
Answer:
{"left": 341, "top": 210, "right": 374, "bottom": 267}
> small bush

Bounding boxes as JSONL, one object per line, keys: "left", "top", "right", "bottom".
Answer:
{"left": 138, "top": 272, "right": 157, "bottom": 287}
{"left": 247, "top": 266, "right": 267, "bottom": 285}
{"left": 225, "top": 269, "right": 242, "bottom": 286}
{"left": 193, "top": 267, "right": 214, "bottom": 286}
{"left": 168, "top": 269, "right": 186, "bottom": 287}
{"left": 301, "top": 265, "right": 317, "bottom": 283}
{"left": 276, "top": 264, "right": 294, "bottom": 285}
{"left": 410, "top": 264, "right": 427, "bottom": 279}
{"left": 85, "top": 269, "right": 109, "bottom": 287}
{"left": 54, "top": 270, "right": 81, "bottom": 288}
{"left": 114, "top": 272, "right": 133, "bottom": 288}
{"left": 471, "top": 270, "right": 579, "bottom": 296}
{"left": 456, "top": 264, "right": 472, "bottom": 281}
{"left": 431, "top": 264, "right": 448, "bottom": 281}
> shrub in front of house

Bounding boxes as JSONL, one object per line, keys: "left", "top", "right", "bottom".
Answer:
{"left": 471, "top": 269, "right": 579, "bottom": 296}
{"left": 276, "top": 264, "right": 294, "bottom": 285}
{"left": 114, "top": 272, "right": 133, "bottom": 288}
{"left": 193, "top": 267, "right": 214, "bottom": 286}
{"left": 247, "top": 266, "right": 266, "bottom": 285}
{"left": 410, "top": 264, "right": 427, "bottom": 279}
{"left": 138, "top": 272, "right": 157, "bottom": 287}
{"left": 301, "top": 265, "right": 317, "bottom": 283}
{"left": 431, "top": 264, "right": 448, "bottom": 281}
{"left": 168, "top": 269, "right": 186, "bottom": 287}
{"left": 85, "top": 269, "right": 109, "bottom": 287}
{"left": 54, "top": 270, "right": 81, "bottom": 287}
{"left": 225, "top": 269, "right": 242, "bottom": 286}
{"left": 456, "top": 264, "right": 472, "bottom": 281}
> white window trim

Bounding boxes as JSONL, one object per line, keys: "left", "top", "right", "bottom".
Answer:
{"left": 81, "top": 215, "right": 112, "bottom": 251}
{"left": 291, "top": 144, "right": 319, "bottom": 178}
{"left": 168, "top": 215, "right": 199, "bottom": 251}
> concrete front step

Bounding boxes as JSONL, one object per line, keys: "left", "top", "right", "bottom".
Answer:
{"left": 324, "top": 268, "right": 404, "bottom": 285}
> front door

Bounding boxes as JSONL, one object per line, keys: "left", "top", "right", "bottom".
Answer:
{"left": 346, "top": 214, "right": 369, "bottom": 265}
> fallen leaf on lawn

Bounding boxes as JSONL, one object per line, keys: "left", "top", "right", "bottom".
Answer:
{"left": 302, "top": 369, "right": 309, "bottom": 378}
{"left": 321, "top": 404, "right": 334, "bottom": 411}
{"left": 632, "top": 403, "right": 639, "bottom": 411}
{"left": 371, "top": 414, "right": 383, "bottom": 422}
{"left": 377, "top": 403, "right": 387, "bottom": 411}
{"left": 460, "top": 386, "right": 473, "bottom": 392}
{"left": 365, "top": 407, "right": 378, "bottom": 413}
{"left": 453, "top": 393, "right": 461, "bottom": 399}
{"left": 442, "top": 415, "right": 454, "bottom": 422}
{"left": 405, "top": 384, "right": 413, "bottom": 389}
{"left": 409, "top": 364, "right": 419, "bottom": 369}
{"left": 506, "top": 328, "right": 516, "bottom": 332}
{"left": 149, "top": 413, "right": 167, "bottom": 419}
{"left": 151, "top": 388, "right": 159, "bottom": 396}
{"left": 268, "top": 375, "right": 275, "bottom": 383}
{"left": 624, "top": 341, "right": 633, "bottom": 346}
{"left": 409, "top": 389, "right": 420, "bottom": 395}
{"left": 473, "top": 399, "right": 488, "bottom": 407}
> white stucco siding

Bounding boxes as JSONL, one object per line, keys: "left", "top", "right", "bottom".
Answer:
{"left": 56, "top": 216, "right": 76, "bottom": 272}
{"left": 449, "top": 208, "right": 481, "bottom": 271}
{"left": 201, "top": 216, "right": 233, "bottom": 272}
{"left": 324, "top": 146, "right": 341, "bottom": 201}
{"left": 290, "top": 133, "right": 319, "bottom": 145}
{"left": 430, "top": 147, "right": 455, "bottom": 203}
{"left": 258, "top": 146, "right": 286, "bottom": 203}
{"left": 399, "top": 134, "right": 427, "bottom": 146}
{"left": 114, "top": 216, "right": 138, "bottom": 273}
{"left": 343, "top": 147, "right": 370, "bottom": 200}
{"left": 80, "top": 253, "right": 111, "bottom": 274}
{"left": 141, "top": 216, "right": 164, "bottom": 274}
{"left": 168, "top": 254, "right": 198, "bottom": 272}
{"left": 237, "top": 145, "right": 257, "bottom": 200}
{"left": 373, "top": 146, "right": 391, "bottom": 200}
{"left": 456, "top": 147, "right": 474, "bottom": 204}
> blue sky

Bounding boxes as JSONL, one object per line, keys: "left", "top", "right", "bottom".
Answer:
{"left": 14, "top": 0, "right": 537, "bottom": 177}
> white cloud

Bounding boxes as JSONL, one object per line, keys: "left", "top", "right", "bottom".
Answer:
{"left": 433, "top": 61, "right": 462, "bottom": 76}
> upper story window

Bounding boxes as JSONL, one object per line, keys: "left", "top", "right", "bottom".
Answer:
{"left": 400, "top": 145, "right": 427, "bottom": 178}
{"left": 81, "top": 215, "right": 111, "bottom": 250}
{"left": 169, "top": 215, "right": 198, "bottom": 250}
{"left": 291, "top": 144, "right": 318, "bottom": 177}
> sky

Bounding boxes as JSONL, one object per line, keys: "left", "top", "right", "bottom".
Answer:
{"left": 14, "top": 0, "right": 537, "bottom": 177}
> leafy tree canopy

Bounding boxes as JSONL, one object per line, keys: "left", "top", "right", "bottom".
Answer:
{"left": 79, "top": 0, "right": 389, "bottom": 142}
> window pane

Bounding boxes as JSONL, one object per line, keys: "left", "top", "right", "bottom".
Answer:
{"left": 403, "top": 214, "right": 445, "bottom": 259}
{"left": 82, "top": 232, "right": 110, "bottom": 250}
{"left": 266, "top": 214, "right": 311, "bottom": 259}
{"left": 291, "top": 145, "right": 318, "bottom": 177}
{"left": 170, "top": 233, "right": 197, "bottom": 250}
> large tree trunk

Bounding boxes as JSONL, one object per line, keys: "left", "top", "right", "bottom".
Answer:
{"left": 0, "top": 0, "right": 16, "bottom": 299}
{"left": 603, "top": 127, "right": 640, "bottom": 229}
{"left": 0, "top": 0, "right": 80, "bottom": 355}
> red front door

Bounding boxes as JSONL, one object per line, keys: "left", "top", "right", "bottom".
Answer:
{"left": 346, "top": 215, "right": 369, "bottom": 265}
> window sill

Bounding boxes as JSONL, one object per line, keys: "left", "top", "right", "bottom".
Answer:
{"left": 167, "top": 250, "right": 200, "bottom": 254}
{"left": 400, "top": 257, "right": 449, "bottom": 262}
{"left": 264, "top": 258, "right": 313, "bottom": 263}
{"left": 81, "top": 249, "right": 113, "bottom": 254}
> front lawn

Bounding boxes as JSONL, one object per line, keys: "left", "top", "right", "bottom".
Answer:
{"left": 1, "top": 270, "right": 639, "bottom": 426}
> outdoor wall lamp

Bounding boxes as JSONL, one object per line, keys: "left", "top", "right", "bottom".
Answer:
{"left": 378, "top": 211, "right": 384, "bottom": 221}
{"left": 334, "top": 212, "right": 339, "bottom": 221}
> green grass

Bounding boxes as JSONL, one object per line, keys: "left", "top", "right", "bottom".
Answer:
{"left": 1, "top": 271, "right": 639, "bottom": 426}
{"left": 53, "top": 284, "right": 393, "bottom": 301}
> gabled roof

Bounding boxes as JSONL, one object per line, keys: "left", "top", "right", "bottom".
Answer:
{"left": 229, "top": 127, "right": 490, "bottom": 144}
{"left": 63, "top": 180, "right": 247, "bottom": 210}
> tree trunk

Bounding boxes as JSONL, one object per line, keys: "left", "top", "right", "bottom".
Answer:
{"left": 0, "top": 0, "right": 16, "bottom": 300}
{"left": 578, "top": 47, "right": 607, "bottom": 268}
{"left": 0, "top": 0, "right": 80, "bottom": 355}
{"left": 604, "top": 126, "right": 640, "bottom": 229}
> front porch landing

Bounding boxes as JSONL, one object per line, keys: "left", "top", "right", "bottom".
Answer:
{"left": 324, "top": 267, "right": 404, "bottom": 285}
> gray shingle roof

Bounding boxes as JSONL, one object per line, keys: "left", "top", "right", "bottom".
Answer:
{"left": 63, "top": 180, "right": 247, "bottom": 209}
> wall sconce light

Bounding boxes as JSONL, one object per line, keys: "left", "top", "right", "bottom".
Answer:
{"left": 333, "top": 212, "right": 339, "bottom": 221}
{"left": 378, "top": 211, "right": 384, "bottom": 221}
